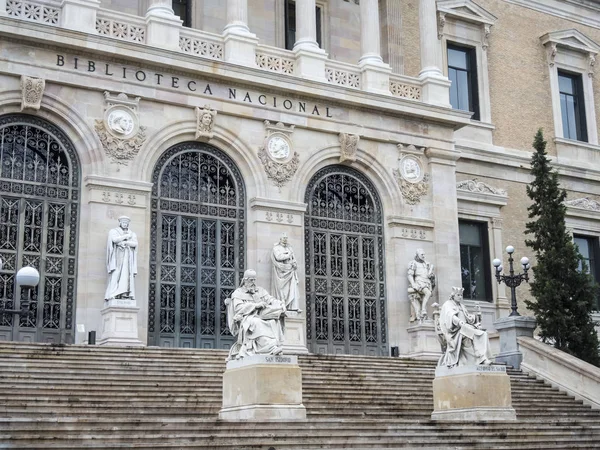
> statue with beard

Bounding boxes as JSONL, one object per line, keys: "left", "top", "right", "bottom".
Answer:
{"left": 407, "top": 248, "right": 436, "bottom": 323}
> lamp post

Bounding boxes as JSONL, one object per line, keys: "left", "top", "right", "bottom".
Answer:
{"left": 0, "top": 258, "right": 41, "bottom": 317}
{"left": 493, "top": 245, "right": 530, "bottom": 317}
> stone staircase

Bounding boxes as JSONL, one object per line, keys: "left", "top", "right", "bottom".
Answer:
{"left": 0, "top": 342, "right": 599, "bottom": 449}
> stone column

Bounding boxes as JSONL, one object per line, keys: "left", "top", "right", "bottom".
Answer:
{"left": 223, "top": 0, "right": 258, "bottom": 67}
{"left": 293, "top": 0, "right": 327, "bottom": 82}
{"left": 145, "top": 0, "right": 183, "bottom": 51}
{"left": 426, "top": 147, "right": 462, "bottom": 302}
{"left": 418, "top": 0, "right": 451, "bottom": 107}
{"left": 60, "top": 0, "right": 101, "bottom": 34}
{"left": 358, "top": 0, "right": 391, "bottom": 94}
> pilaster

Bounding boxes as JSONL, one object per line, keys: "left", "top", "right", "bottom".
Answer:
{"left": 60, "top": 0, "right": 100, "bottom": 34}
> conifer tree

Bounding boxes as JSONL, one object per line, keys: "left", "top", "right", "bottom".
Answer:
{"left": 525, "top": 129, "right": 600, "bottom": 366}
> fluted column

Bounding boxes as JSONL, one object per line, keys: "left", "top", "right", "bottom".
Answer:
{"left": 418, "top": 0, "right": 450, "bottom": 106}
{"left": 145, "top": 0, "right": 182, "bottom": 51}
{"left": 293, "top": 0, "right": 327, "bottom": 82}
{"left": 60, "top": 0, "right": 100, "bottom": 34}
{"left": 358, "top": 0, "right": 391, "bottom": 94}
{"left": 223, "top": 0, "right": 258, "bottom": 67}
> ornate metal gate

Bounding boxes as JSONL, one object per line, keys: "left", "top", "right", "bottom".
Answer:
{"left": 0, "top": 114, "right": 80, "bottom": 344}
{"left": 148, "top": 142, "right": 245, "bottom": 348}
{"left": 305, "top": 166, "right": 387, "bottom": 356}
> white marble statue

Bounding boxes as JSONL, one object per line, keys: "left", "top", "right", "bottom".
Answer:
{"left": 437, "top": 287, "right": 492, "bottom": 368}
{"left": 104, "top": 216, "right": 138, "bottom": 301}
{"left": 225, "top": 269, "right": 287, "bottom": 360}
{"left": 407, "top": 248, "right": 436, "bottom": 322}
{"left": 271, "top": 233, "right": 300, "bottom": 311}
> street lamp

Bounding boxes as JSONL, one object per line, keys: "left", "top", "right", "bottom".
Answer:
{"left": 0, "top": 258, "right": 41, "bottom": 317}
{"left": 493, "top": 245, "right": 530, "bottom": 317}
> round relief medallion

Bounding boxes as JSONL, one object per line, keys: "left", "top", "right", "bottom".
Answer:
{"left": 105, "top": 107, "right": 136, "bottom": 138}
{"left": 400, "top": 156, "right": 423, "bottom": 183}
{"left": 266, "top": 134, "right": 291, "bottom": 161}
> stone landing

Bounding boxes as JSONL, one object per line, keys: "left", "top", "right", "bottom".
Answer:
{"left": 219, "top": 354, "right": 306, "bottom": 421}
{"left": 432, "top": 365, "right": 517, "bottom": 421}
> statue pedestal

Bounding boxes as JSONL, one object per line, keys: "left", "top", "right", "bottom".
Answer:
{"left": 406, "top": 322, "right": 443, "bottom": 360}
{"left": 283, "top": 310, "right": 309, "bottom": 354}
{"left": 98, "top": 299, "right": 144, "bottom": 347}
{"left": 494, "top": 316, "right": 537, "bottom": 369}
{"left": 432, "top": 365, "right": 517, "bottom": 421}
{"left": 219, "top": 355, "right": 306, "bottom": 421}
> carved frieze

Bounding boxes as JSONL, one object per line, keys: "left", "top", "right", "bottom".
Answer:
{"left": 456, "top": 179, "right": 507, "bottom": 196}
{"left": 393, "top": 144, "right": 429, "bottom": 205}
{"left": 339, "top": 133, "right": 359, "bottom": 163}
{"left": 565, "top": 197, "right": 600, "bottom": 211}
{"left": 195, "top": 105, "right": 217, "bottom": 139}
{"left": 259, "top": 121, "right": 299, "bottom": 189}
{"left": 20, "top": 76, "right": 45, "bottom": 111}
{"left": 96, "top": 92, "right": 146, "bottom": 165}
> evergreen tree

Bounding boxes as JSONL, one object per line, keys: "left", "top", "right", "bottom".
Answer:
{"left": 525, "top": 129, "right": 600, "bottom": 366}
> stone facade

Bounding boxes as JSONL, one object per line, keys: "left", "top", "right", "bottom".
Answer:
{"left": 0, "top": 0, "right": 599, "bottom": 352}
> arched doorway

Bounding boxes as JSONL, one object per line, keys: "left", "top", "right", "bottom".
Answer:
{"left": 304, "top": 165, "right": 387, "bottom": 356}
{"left": 148, "top": 142, "right": 245, "bottom": 348}
{"left": 0, "top": 114, "right": 80, "bottom": 344}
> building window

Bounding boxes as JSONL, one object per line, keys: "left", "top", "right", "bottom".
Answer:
{"left": 574, "top": 235, "right": 600, "bottom": 310}
{"left": 459, "top": 220, "right": 491, "bottom": 301}
{"left": 558, "top": 71, "right": 588, "bottom": 142}
{"left": 284, "top": 1, "right": 322, "bottom": 51}
{"left": 172, "top": 0, "right": 191, "bottom": 28}
{"left": 447, "top": 43, "right": 479, "bottom": 120}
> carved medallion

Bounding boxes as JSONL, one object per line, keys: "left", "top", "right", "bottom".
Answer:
{"left": 393, "top": 144, "right": 429, "bottom": 205}
{"left": 259, "top": 121, "right": 298, "bottom": 189}
{"left": 195, "top": 105, "right": 217, "bottom": 140}
{"left": 20, "top": 76, "right": 45, "bottom": 111}
{"left": 96, "top": 92, "right": 146, "bottom": 165}
{"left": 339, "top": 133, "right": 359, "bottom": 163}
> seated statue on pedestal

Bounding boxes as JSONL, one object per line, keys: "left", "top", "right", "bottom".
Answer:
{"left": 225, "top": 269, "right": 287, "bottom": 361}
{"left": 437, "top": 287, "right": 492, "bottom": 368}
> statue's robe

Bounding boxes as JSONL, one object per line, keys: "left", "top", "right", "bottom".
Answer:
{"left": 438, "top": 299, "right": 491, "bottom": 367}
{"left": 226, "top": 286, "right": 286, "bottom": 360}
{"left": 271, "top": 243, "right": 300, "bottom": 310}
{"left": 104, "top": 227, "right": 138, "bottom": 300}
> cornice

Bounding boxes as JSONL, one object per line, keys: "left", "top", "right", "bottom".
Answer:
{"left": 502, "top": 0, "right": 600, "bottom": 30}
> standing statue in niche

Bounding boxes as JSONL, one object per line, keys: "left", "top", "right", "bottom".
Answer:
{"left": 225, "top": 269, "right": 287, "bottom": 360}
{"left": 408, "top": 248, "right": 436, "bottom": 323}
{"left": 437, "top": 287, "right": 492, "bottom": 368}
{"left": 271, "top": 233, "right": 300, "bottom": 311}
{"left": 105, "top": 216, "right": 138, "bottom": 301}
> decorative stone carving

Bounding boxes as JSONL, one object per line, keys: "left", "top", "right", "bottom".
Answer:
{"left": 96, "top": 92, "right": 146, "bottom": 165}
{"left": 258, "top": 121, "right": 299, "bottom": 189}
{"left": 224, "top": 269, "right": 287, "bottom": 360}
{"left": 589, "top": 52, "right": 596, "bottom": 77}
{"left": 408, "top": 248, "right": 436, "bottom": 323}
{"left": 456, "top": 179, "right": 507, "bottom": 196}
{"left": 271, "top": 233, "right": 300, "bottom": 312}
{"left": 393, "top": 144, "right": 429, "bottom": 205}
{"left": 482, "top": 24, "right": 491, "bottom": 51}
{"left": 546, "top": 43, "right": 557, "bottom": 67}
{"left": 437, "top": 287, "right": 492, "bottom": 368}
{"left": 105, "top": 216, "right": 138, "bottom": 302}
{"left": 565, "top": 197, "right": 600, "bottom": 211}
{"left": 339, "top": 133, "right": 360, "bottom": 163}
{"left": 195, "top": 105, "right": 217, "bottom": 139}
{"left": 20, "top": 76, "right": 45, "bottom": 111}
{"left": 437, "top": 11, "right": 446, "bottom": 39}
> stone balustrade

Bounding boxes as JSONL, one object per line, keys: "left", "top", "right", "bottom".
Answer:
{"left": 389, "top": 74, "right": 423, "bottom": 101}
{"left": 179, "top": 28, "right": 224, "bottom": 60}
{"left": 325, "top": 60, "right": 361, "bottom": 89}
{"left": 255, "top": 45, "right": 296, "bottom": 75}
{"left": 96, "top": 8, "right": 146, "bottom": 43}
{"left": 5, "top": 0, "right": 60, "bottom": 25}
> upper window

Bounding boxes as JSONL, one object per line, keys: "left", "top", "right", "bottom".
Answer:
{"left": 558, "top": 71, "right": 587, "bottom": 142}
{"left": 172, "top": 0, "right": 191, "bottom": 28}
{"left": 540, "top": 30, "right": 599, "bottom": 145}
{"left": 574, "top": 235, "right": 600, "bottom": 311}
{"left": 447, "top": 43, "right": 480, "bottom": 120}
{"left": 284, "top": 0, "right": 322, "bottom": 51}
{"left": 459, "top": 220, "right": 492, "bottom": 301}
